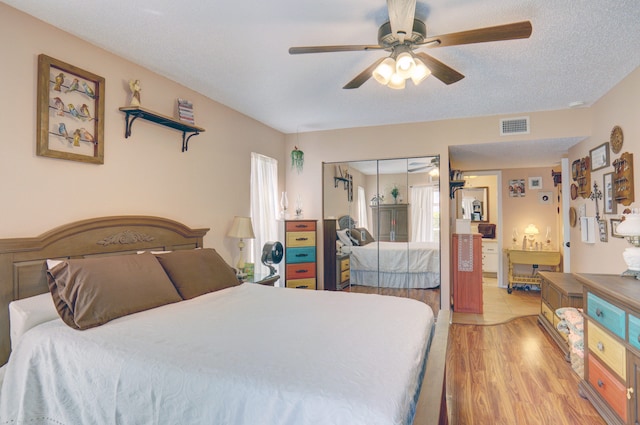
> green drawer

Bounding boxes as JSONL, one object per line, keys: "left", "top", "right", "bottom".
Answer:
{"left": 587, "top": 292, "right": 626, "bottom": 340}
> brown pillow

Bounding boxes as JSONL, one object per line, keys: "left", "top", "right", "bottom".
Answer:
{"left": 351, "top": 227, "right": 375, "bottom": 246}
{"left": 155, "top": 248, "right": 239, "bottom": 300}
{"left": 47, "top": 253, "right": 182, "bottom": 330}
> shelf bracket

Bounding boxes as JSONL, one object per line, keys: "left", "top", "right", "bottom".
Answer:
{"left": 182, "top": 131, "right": 200, "bottom": 152}
{"left": 123, "top": 112, "right": 140, "bottom": 138}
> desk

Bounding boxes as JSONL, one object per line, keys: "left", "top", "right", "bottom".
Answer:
{"left": 241, "top": 273, "right": 280, "bottom": 286}
{"left": 506, "top": 249, "right": 561, "bottom": 294}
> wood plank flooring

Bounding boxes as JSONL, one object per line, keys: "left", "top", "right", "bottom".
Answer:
{"left": 345, "top": 285, "right": 440, "bottom": 316}
{"left": 447, "top": 316, "right": 605, "bottom": 425}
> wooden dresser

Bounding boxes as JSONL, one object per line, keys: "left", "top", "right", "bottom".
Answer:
{"left": 537, "top": 272, "right": 584, "bottom": 358}
{"left": 370, "top": 204, "right": 408, "bottom": 242}
{"left": 452, "top": 233, "right": 482, "bottom": 313}
{"left": 575, "top": 273, "right": 640, "bottom": 425}
{"left": 322, "top": 219, "right": 349, "bottom": 291}
{"left": 283, "top": 220, "right": 317, "bottom": 290}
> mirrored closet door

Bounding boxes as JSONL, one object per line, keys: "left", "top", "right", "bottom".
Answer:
{"left": 322, "top": 156, "right": 441, "bottom": 311}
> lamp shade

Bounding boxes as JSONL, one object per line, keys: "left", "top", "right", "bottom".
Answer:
{"left": 227, "top": 216, "right": 255, "bottom": 239}
{"left": 616, "top": 213, "right": 640, "bottom": 236}
{"left": 524, "top": 224, "right": 539, "bottom": 237}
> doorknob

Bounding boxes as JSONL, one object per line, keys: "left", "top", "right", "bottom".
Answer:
{"left": 565, "top": 242, "right": 570, "bottom": 248}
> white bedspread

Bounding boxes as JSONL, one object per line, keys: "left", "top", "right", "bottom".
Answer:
{"left": 349, "top": 242, "right": 440, "bottom": 289}
{"left": 0, "top": 284, "right": 434, "bottom": 425}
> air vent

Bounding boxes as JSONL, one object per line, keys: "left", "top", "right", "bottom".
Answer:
{"left": 500, "top": 117, "right": 530, "bottom": 135}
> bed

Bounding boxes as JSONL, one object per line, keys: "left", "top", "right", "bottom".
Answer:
{"left": 336, "top": 216, "right": 440, "bottom": 289}
{"left": 0, "top": 216, "right": 449, "bottom": 425}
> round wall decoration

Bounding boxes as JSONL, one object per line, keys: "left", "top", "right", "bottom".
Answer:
{"left": 570, "top": 183, "right": 578, "bottom": 200}
{"left": 569, "top": 207, "right": 577, "bottom": 227}
{"left": 611, "top": 125, "right": 624, "bottom": 154}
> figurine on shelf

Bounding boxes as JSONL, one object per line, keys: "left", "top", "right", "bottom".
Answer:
{"left": 128, "top": 79, "right": 142, "bottom": 107}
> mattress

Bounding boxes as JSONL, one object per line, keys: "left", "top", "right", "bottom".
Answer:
{"left": 0, "top": 283, "right": 434, "bottom": 425}
{"left": 350, "top": 242, "right": 440, "bottom": 289}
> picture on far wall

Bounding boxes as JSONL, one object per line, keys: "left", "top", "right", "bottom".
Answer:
{"left": 36, "top": 54, "right": 105, "bottom": 164}
{"left": 603, "top": 172, "right": 616, "bottom": 214}
{"left": 509, "top": 179, "right": 525, "bottom": 197}
{"left": 610, "top": 218, "right": 623, "bottom": 238}
{"left": 528, "top": 176, "right": 542, "bottom": 189}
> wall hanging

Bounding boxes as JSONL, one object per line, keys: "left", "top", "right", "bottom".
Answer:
{"left": 291, "top": 146, "right": 304, "bottom": 173}
{"left": 37, "top": 54, "right": 105, "bottom": 164}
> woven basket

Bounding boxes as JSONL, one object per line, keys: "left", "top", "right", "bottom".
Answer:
{"left": 570, "top": 351, "right": 584, "bottom": 379}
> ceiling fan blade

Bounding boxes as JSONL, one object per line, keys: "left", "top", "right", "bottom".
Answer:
{"left": 387, "top": 0, "right": 416, "bottom": 43}
{"left": 415, "top": 52, "right": 464, "bottom": 85}
{"left": 343, "top": 57, "right": 387, "bottom": 89}
{"left": 420, "top": 21, "right": 532, "bottom": 48}
{"left": 289, "top": 45, "right": 384, "bottom": 54}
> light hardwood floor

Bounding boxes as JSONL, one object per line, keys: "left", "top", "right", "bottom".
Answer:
{"left": 447, "top": 316, "right": 605, "bottom": 425}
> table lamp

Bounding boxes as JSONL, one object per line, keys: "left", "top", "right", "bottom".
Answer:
{"left": 227, "top": 216, "right": 255, "bottom": 278}
{"left": 615, "top": 210, "right": 640, "bottom": 279}
{"left": 524, "top": 224, "right": 539, "bottom": 250}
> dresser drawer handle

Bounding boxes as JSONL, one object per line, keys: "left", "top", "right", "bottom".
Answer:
{"left": 295, "top": 285, "right": 309, "bottom": 288}
{"left": 295, "top": 269, "right": 308, "bottom": 274}
{"left": 295, "top": 225, "right": 308, "bottom": 228}
{"left": 295, "top": 237, "right": 309, "bottom": 241}
{"left": 597, "top": 379, "right": 604, "bottom": 388}
{"left": 295, "top": 253, "right": 309, "bottom": 257}
{"left": 595, "top": 308, "right": 603, "bottom": 317}
{"left": 597, "top": 342, "right": 604, "bottom": 352}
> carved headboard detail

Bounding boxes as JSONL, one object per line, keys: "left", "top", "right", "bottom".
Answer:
{"left": 0, "top": 216, "right": 209, "bottom": 365}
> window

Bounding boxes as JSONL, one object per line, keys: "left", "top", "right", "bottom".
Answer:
{"left": 357, "top": 186, "right": 368, "bottom": 229}
{"left": 410, "top": 184, "right": 439, "bottom": 242}
{"left": 250, "top": 153, "right": 279, "bottom": 274}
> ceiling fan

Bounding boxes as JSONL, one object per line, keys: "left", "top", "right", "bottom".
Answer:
{"left": 408, "top": 157, "right": 439, "bottom": 173}
{"left": 289, "top": 0, "right": 532, "bottom": 89}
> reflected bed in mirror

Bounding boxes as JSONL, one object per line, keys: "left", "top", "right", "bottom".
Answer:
{"left": 457, "top": 186, "right": 489, "bottom": 222}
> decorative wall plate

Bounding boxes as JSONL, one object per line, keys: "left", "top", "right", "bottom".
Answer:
{"left": 570, "top": 183, "right": 578, "bottom": 200}
{"left": 611, "top": 125, "right": 624, "bottom": 154}
{"left": 569, "top": 207, "right": 577, "bottom": 227}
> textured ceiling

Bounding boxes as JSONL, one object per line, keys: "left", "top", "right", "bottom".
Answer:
{"left": 5, "top": 0, "right": 640, "bottom": 138}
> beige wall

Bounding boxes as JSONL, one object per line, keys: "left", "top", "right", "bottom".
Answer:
{"left": 0, "top": 4, "right": 286, "bottom": 266}
{"left": 568, "top": 67, "right": 640, "bottom": 274}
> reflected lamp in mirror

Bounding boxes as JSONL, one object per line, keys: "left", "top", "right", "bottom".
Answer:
{"left": 615, "top": 210, "right": 640, "bottom": 279}
{"left": 524, "top": 224, "right": 539, "bottom": 250}
{"left": 227, "top": 216, "right": 255, "bottom": 278}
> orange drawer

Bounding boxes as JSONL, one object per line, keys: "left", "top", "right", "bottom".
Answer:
{"left": 286, "top": 262, "right": 316, "bottom": 279}
{"left": 588, "top": 354, "right": 627, "bottom": 422}
{"left": 285, "top": 221, "right": 316, "bottom": 231}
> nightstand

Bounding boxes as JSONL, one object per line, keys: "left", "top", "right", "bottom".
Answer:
{"left": 240, "top": 273, "right": 280, "bottom": 286}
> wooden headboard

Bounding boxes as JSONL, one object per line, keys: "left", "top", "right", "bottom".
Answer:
{"left": 0, "top": 216, "right": 209, "bottom": 365}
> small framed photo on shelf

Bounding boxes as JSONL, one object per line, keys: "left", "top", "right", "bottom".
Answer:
{"left": 610, "top": 218, "right": 624, "bottom": 238}
{"left": 36, "top": 54, "right": 105, "bottom": 164}
{"left": 528, "top": 176, "right": 542, "bottom": 190}
{"left": 590, "top": 142, "right": 610, "bottom": 172}
{"left": 603, "top": 172, "right": 616, "bottom": 214}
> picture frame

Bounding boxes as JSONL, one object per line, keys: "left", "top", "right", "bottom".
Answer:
{"left": 603, "top": 172, "right": 617, "bottom": 214}
{"left": 589, "top": 142, "right": 610, "bottom": 172}
{"left": 598, "top": 219, "right": 608, "bottom": 242}
{"left": 528, "top": 176, "right": 542, "bottom": 190}
{"left": 538, "top": 191, "right": 553, "bottom": 205}
{"left": 508, "top": 179, "right": 525, "bottom": 197}
{"left": 37, "top": 54, "right": 105, "bottom": 164}
{"left": 610, "top": 218, "right": 624, "bottom": 238}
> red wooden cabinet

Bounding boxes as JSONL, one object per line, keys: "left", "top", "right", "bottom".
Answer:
{"left": 452, "top": 233, "right": 483, "bottom": 313}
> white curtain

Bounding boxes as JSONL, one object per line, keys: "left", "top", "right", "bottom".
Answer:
{"left": 250, "top": 153, "right": 279, "bottom": 275}
{"left": 410, "top": 185, "right": 438, "bottom": 242}
{"left": 357, "top": 186, "right": 368, "bottom": 230}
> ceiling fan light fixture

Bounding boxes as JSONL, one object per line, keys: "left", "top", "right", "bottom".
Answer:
{"left": 372, "top": 57, "right": 396, "bottom": 85}
{"left": 410, "top": 58, "right": 431, "bottom": 85}
{"left": 387, "top": 72, "right": 406, "bottom": 90}
{"left": 395, "top": 50, "right": 415, "bottom": 79}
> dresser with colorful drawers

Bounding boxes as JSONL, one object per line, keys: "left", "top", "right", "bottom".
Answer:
{"left": 576, "top": 273, "right": 640, "bottom": 425}
{"left": 283, "top": 220, "right": 317, "bottom": 290}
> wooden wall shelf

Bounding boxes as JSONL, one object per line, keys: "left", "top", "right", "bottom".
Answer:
{"left": 613, "top": 152, "right": 634, "bottom": 206}
{"left": 119, "top": 106, "right": 205, "bottom": 152}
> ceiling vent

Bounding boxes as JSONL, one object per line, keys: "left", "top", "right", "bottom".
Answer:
{"left": 500, "top": 116, "right": 530, "bottom": 135}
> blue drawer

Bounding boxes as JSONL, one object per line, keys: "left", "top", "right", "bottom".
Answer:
{"left": 629, "top": 314, "right": 640, "bottom": 350}
{"left": 286, "top": 247, "right": 316, "bottom": 264}
{"left": 587, "top": 292, "right": 626, "bottom": 339}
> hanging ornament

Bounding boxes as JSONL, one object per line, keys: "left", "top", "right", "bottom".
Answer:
{"left": 291, "top": 146, "right": 304, "bottom": 173}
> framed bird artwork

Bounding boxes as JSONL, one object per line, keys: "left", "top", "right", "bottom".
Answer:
{"left": 36, "top": 54, "right": 105, "bottom": 164}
